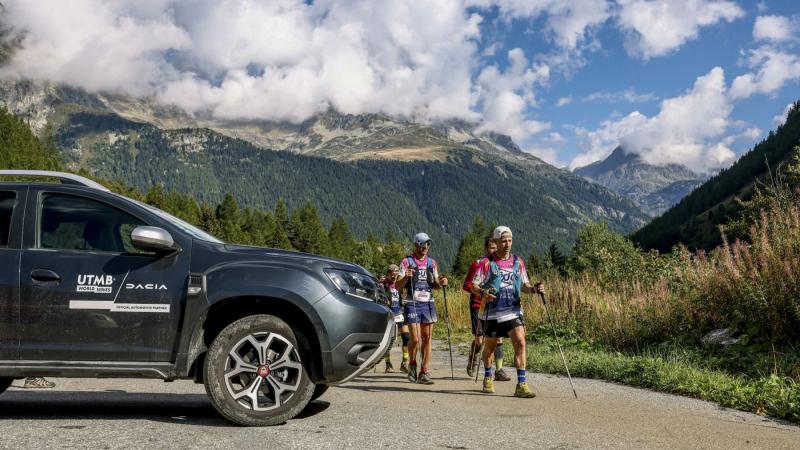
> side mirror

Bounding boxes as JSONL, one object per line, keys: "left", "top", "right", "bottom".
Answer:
{"left": 131, "top": 226, "right": 178, "bottom": 254}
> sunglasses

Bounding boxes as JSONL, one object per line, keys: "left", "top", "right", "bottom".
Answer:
{"left": 415, "top": 241, "right": 431, "bottom": 247}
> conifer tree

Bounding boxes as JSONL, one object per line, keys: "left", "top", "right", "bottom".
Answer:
{"left": 217, "top": 193, "right": 243, "bottom": 243}
{"left": 0, "top": 108, "right": 61, "bottom": 170}
{"left": 452, "top": 215, "right": 490, "bottom": 274}
{"left": 270, "top": 199, "right": 293, "bottom": 249}
{"left": 328, "top": 216, "right": 355, "bottom": 260}
{"left": 290, "top": 201, "right": 328, "bottom": 254}
{"left": 199, "top": 202, "right": 222, "bottom": 238}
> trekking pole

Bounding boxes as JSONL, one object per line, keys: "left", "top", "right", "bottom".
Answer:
{"left": 474, "top": 290, "right": 492, "bottom": 383}
{"left": 538, "top": 291, "right": 578, "bottom": 399}
{"left": 442, "top": 285, "right": 455, "bottom": 381}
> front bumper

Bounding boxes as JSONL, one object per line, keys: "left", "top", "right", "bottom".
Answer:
{"left": 327, "top": 317, "right": 395, "bottom": 385}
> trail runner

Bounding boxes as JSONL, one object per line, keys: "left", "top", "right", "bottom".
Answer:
{"left": 463, "top": 237, "right": 510, "bottom": 381}
{"left": 471, "top": 226, "right": 545, "bottom": 398}
{"left": 397, "top": 232, "right": 448, "bottom": 384}
{"left": 382, "top": 264, "right": 411, "bottom": 373}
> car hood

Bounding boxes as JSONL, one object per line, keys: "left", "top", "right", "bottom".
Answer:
{"left": 222, "top": 244, "right": 371, "bottom": 275}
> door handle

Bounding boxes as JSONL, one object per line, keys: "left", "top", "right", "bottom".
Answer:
{"left": 31, "top": 269, "right": 61, "bottom": 284}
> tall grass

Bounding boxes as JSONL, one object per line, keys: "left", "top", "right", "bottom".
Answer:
{"left": 437, "top": 185, "right": 800, "bottom": 381}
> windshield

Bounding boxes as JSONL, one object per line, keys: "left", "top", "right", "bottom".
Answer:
{"left": 127, "top": 197, "right": 224, "bottom": 244}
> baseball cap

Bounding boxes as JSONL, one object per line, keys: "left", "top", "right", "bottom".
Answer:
{"left": 492, "top": 226, "right": 512, "bottom": 240}
{"left": 413, "top": 232, "right": 432, "bottom": 245}
{"left": 387, "top": 264, "right": 400, "bottom": 273}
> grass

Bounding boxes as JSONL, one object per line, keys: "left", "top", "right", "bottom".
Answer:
{"left": 528, "top": 326, "right": 800, "bottom": 423}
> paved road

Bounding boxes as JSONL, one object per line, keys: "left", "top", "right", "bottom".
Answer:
{"left": 0, "top": 344, "right": 797, "bottom": 449}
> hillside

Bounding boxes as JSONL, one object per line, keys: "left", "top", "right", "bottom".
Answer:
{"left": 632, "top": 101, "right": 800, "bottom": 252}
{"left": 0, "top": 79, "right": 649, "bottom": 267}
{"left": 574, "top": 147, "right": 705, "bottom": 217}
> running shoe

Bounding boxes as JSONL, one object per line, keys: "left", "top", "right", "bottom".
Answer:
{"left": 417, "top": 371, "right": 434, "bottom": 385}
{"left": 482, "top": 376, "right": 495, "bottom": 393}
{"left": 407, "top": 363, "right": 418, "bottom": 383}
{"left": 399, "top": 360, "right": 409, "bottom": 373}
{"left": 385, "top": 361, "right": 395, "bottom": 373}
{"left": 23, "top": 377, "right": 55, "bottom": 389}
{"left": 514, "top": 382, "right": 536, "bottom": 398}
{"left": 495, "top": 368, "right": 511, "bottom": 381}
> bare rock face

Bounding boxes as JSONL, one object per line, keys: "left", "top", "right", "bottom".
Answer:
{"left": 574, "top": 147, "right": 706, "bottom": 217}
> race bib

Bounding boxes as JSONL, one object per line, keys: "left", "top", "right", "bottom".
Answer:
{"left": 413, "top": 290, "right": 431, "bottom": 302}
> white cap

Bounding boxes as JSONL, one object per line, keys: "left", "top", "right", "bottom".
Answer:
{"left": 413, "top": 232, "right": 432, "bottom": 245}
{"left": 492, "top": 226, "right": 512, "bottom": 240}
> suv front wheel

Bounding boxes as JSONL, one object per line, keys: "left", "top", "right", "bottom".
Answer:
{"left": 204, "top": 314, "right": 315, "bottom": 426}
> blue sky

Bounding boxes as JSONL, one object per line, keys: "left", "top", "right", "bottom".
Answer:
{"left": 2, "top": 0, "right": 798, "bottom": 171}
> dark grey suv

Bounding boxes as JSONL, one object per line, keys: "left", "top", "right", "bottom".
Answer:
{"left": 0, "top": 170, "right": 394, "bottom": 426}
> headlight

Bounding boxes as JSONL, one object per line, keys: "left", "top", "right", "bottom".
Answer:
{"left": 325, "top": 269, "right": 379, "bottom": 302}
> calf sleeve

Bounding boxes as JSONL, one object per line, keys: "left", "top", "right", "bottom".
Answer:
{"left": 401, "top": 332, "right": 411, "bottom": 347}
{"left": 495, "top": 343, "right": 504, "bottom": 370}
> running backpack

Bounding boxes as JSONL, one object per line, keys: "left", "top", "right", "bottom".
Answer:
{"left": 405, "top": 255, "right": 435, "bottom": 299}
{"left": 480, "top": 254, "right": 522, "bottom": 299}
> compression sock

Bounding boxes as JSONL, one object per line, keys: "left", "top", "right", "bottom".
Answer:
{"left": 495, "top": 343, "right": 504, "bottom": 370}
{"left": 485, "top": 366, "right": 493, "bottom": 378}
{"left": 384, "top": 353, "right": 391, "bottom": 363}
{"left": 402, "top": 350, "right": 409, "bottom": 362}
{"left": 517, "top": 369, "right": 527, "bottom": 384}
{"left": 401, "top": 332, "right": 410, "bottom": 347}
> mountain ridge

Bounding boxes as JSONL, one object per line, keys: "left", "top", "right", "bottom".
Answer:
{"left": 0, "top": 79, "right": 649, "bottom": 267}
{"left": 574, "top": 146, "right": 706, "bottom": 217}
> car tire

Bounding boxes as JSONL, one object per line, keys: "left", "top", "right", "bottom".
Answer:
{"left": 310, "top": 384, "right": 329, "bottom": 402}
{"left": 204, "top": 314, "right": 315, "bottom": 426}
{"left": 0, "top": 377, "right": 12, "bottom": 395}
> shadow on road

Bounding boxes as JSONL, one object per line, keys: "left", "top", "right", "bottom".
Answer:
{"left": 0, "top": 390, "right": 330, "bottom": 426}
{"left": 334, "top": 382, "right": 488, "bottom": 397}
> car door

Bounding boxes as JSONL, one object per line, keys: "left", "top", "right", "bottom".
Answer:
{"left": 18, "top": 188, "right": 191, "bottom": 362}
{"left": 0, "top": 187, "right": 25, "bottom": 361}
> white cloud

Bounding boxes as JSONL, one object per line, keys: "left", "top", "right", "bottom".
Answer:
{"left": 0, "top": 0, "right": 486, "bottom": 124}
{"left": 753, "top": 15, "right": 797, "bottom": 43}
{"left": 469, "top": 0, "right": 612, "bottom": 50}
{"left": 773, "top": 103, "right": 794, "bottom": 125}
{"left": 475, "top": 48, "right": 551, "bottom": 142}
{"left": 615, "top": 0, "right": 745, "bottom": 59}
{"left": 556, "top": 96, "right": 572, "bottom": 107}
{"left": 583, "top": 88, "right": 657, "bottom": 103}
{"left": 570, "top": 111, "right": 647, "bottom": 169}
{"left": 730, "top": 46, "right": 800, "bottom": 99}
{"left": 571, "top": 67, "right": 736, "bottom": 173}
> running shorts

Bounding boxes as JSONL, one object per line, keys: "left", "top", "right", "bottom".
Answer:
{"left": 483, "top": 317, "right": 524, "bottom": 338}
{"left": 404, "top": 301, "right": 437, "bottom": 324}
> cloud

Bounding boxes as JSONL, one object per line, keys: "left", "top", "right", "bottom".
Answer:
{"left": 475, "top": 48, "right": 551, "bottom": 143}
{"left": 0, "top": 0, "right": 486, "bottom": 124}
{"left": 730, "top": 46, "right": 800, "bottom": 99}
{"left": 615, "top": 0, "right": 745, "bottom": 59}
{"left": 556, "top": 96, "right": 572, "bottom": 106}
{"left": 773, "top": 103, "right": 794, "bottom": 125}
{"left": 470, "top": 0, "right": 612, "bottom": 50}
{"left": 571, "top": 67, "right": 736, "bottom": 173}
{"left": 753, "top": 15, "right": 797, "bottom": 43}
{"left": 583, "top": 88, "right": 657, "bottom": 103}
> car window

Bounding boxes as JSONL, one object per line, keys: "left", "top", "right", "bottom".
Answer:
{"left": 0, "top": 191, "right": 16, "bottom": 247}
{"left": 39, "top": 193, "right": 153, "bottom": 254}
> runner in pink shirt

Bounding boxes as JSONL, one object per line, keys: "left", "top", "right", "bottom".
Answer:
{"left": 471, "top": 226, "right": 545, "bottom": 398}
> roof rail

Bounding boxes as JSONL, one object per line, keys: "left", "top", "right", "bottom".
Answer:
{"left": 0, "top": 170, "right": 111, "bottom": 192}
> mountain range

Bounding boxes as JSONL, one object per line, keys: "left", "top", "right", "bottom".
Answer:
{"left": 632, "top": 101, "right": 800, "bottom": 252}
{"left": 574, "top": 147, "right": 706, "bottom": 217}
{"left": 0, "top": 79, "right": 649, "bottom": 267}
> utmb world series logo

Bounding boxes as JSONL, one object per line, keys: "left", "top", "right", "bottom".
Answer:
{"left": 76, "top": 274, "right": 114, "bottom": 293}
